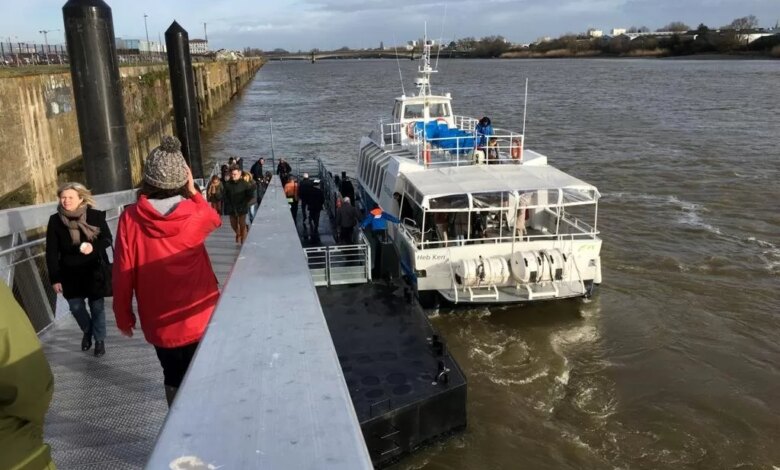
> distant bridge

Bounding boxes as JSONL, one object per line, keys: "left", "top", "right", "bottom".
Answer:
{"left": 265, "top": 49, "right": 418, "bottom": 61}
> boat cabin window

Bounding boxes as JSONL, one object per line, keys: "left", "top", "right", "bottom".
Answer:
{"left": 429, "top": 102, "right": 451, "bottom": 118}
{"left": 471, "top": 191, "right": 511, "bottom": 209}
{"left": 561, "top": 188, "right": 598, "bottom": 206}
{"left": 404, "top": 104, "right": 424, "bottom": 119}
{"left": 429, "top": 194, "right": 468, "bottom": 210}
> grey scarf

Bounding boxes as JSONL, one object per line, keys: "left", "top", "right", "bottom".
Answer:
{"left": 58, "top": 205, "right": 100, "bottom": 246}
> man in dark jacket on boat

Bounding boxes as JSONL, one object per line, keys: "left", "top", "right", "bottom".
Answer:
{"left": 335, "top": 197, "right": 360, "bottom": 244}
{"left": 475, "top": 116, "right": 493, "bottom": 150}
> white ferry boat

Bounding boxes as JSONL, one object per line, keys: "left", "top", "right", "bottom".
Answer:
{"left": 356, "top": 35, "right": 603, "bottom": 304}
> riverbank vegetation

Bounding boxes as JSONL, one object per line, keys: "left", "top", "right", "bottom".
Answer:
{"left": 447, "top": 16, "right": 780, "bottom": 59}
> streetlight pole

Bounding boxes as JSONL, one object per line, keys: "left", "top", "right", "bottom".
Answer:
{"left": 203, "top": 22, "right": 208, "bottom": 42}
{"left": 38, "top": 29, "right": 60, "bottom": 64}
{"left": 143, "top": 13, "right": 150, "bottom": 56}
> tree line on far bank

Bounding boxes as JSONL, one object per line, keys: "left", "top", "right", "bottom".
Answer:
{"left": 448, "top": 16, "right": 780, "bottom": 59}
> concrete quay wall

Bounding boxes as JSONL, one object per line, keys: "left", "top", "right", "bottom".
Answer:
{"left": 0, "top": 59, "right": 263, "bottom": 208}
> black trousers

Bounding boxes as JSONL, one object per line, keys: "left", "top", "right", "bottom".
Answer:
{"left": 154, "top": 342, "right": 199, "bottom": 388}
{"left": 340, "top": 226, "right": 354, "bottom": 244}
{"left": 289, "top": 201, "right": 298, "bottom": 221}
{"left": 309, "top": 209, "right": 321, "bottom": 232}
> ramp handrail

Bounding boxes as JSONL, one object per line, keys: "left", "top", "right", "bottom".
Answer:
{"left": 0, "top": 188, "right": 137, "bottom": 332}
{"left": 146, "top": 177, "right": 373, "bottom": 469}
{"left": 304, "top": 232, "right": 372, "bottom": 286}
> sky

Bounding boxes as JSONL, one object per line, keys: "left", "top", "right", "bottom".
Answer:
{"left": 0, "top": 0, "right": 777, "bottom": 51}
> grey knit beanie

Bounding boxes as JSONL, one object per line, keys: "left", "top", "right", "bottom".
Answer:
{"left": 143, "top": 136, "right": 188, "bottom": 189}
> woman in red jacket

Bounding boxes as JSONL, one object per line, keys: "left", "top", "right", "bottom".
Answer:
{"left": 113, "top": 136, "right": 221, "bottom": 405}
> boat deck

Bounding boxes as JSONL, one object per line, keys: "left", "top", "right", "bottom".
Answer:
{"left": 40, "top": 216, "right": 241, "bottom": 469}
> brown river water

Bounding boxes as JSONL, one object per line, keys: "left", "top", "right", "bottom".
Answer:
{"left": 203, "top": 58, "right": 780, "bottom": 469}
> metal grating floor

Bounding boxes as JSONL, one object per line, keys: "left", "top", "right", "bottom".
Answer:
{"left": 40, "top": 215, "right": 241, "bottom": 470}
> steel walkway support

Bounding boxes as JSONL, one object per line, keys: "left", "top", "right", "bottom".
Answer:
{"left": 146, "top": 178, "right": 372, "bottom": 469}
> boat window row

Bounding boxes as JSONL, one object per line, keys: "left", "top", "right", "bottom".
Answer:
{"left": 357, "top": 148, "right": 391, "bottom": 199}
{"left": 396, "top": 185, "right": 599, "bottom": 249}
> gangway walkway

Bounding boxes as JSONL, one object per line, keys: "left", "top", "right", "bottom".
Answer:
{"left": 2, "top": 172, "right": 373, "bottom": 469}
{"left": 38, "top": 214, "right": 241, "bottom": 469}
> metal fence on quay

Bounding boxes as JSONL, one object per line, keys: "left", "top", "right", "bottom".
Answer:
{"left": 0, "top": 42, "right": 217, "bottom": 67}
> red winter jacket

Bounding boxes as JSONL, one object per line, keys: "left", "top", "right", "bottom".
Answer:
{"left": 112, "top": 192, "right": 221, "bottom": 348}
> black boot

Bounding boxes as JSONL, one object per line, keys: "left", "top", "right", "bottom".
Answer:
{"left": 164, "top": 385, "right": 178, "bottom": 406}
{"left": 94, "top": 340, "right": 105, "bottom": 357}
{"left": 81, "top": 331, "right": 92, "bottom": 351}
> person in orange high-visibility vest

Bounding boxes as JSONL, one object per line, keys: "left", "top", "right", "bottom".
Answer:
{"left": 284, "top": 176, "right": 300, "bottom": 222}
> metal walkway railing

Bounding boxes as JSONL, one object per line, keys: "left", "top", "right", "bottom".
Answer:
{"left": 304, "top": 232, "right": 372, "bottom": 286}
{"left": 145, "top": 178, "right": 372, "bottom": 469}
{"left": 0, "top": 190, "right": 136, "bottom": 333}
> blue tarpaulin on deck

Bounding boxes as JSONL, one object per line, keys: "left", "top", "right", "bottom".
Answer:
{"left": 413, "top": 121, "right": 475, "bottom": 154}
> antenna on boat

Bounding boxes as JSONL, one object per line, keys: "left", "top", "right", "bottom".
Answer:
{"left": 415, "top": 23, "right": 437, "bottom": 97}
{"left": 270, "top": 118, "right": 276, "bottom": 163}
{"left": 434, "top": 6, "right": 447, "bottom": 70}
{"left": 392, "top": 33, "right": 406, "bottom": 96}
{"left": 521, "top": 78, "right": 528, "bottom": 153}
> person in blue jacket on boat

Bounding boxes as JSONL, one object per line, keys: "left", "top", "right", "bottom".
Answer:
{"left": 475, "top": 116, "right": 493, "bottom": 150}
{"left": 361, "top": 203, "right": 400, "bottom": 242}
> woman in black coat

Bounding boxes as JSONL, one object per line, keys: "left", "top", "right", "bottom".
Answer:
{"left": 45, "top": 182, "right": 112, "bottom": 357}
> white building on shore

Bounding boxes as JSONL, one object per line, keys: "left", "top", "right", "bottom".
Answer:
{"left": 189, "top": 39, "right": 209, "bottom": 55}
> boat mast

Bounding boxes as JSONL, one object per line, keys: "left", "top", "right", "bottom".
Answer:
{"left": 415, "top": 25, "right": 437, "bottom": 97}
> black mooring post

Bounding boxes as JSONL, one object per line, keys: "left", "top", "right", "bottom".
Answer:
{"left": 165, "top": 21, "right": 204, "bottom": 178}
{"left": 62, "top": 0, "right": 132, "bottom": 193}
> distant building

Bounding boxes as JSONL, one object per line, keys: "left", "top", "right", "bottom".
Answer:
{"left": 611, "top": 28, "right": 626, "bottom": 36}
{"left": 625, "top": 31, "right": 679, "bottom": 40}
{"left": 116, "top": 38, "right": 141, "bottom": 51}
{"left": 588, "top": 29, "right": 603, "bottom": 38}
{"left": 189, "top": 38, "right": 209, "bottom": 55}
{"left": 738, "top": 30, "right": 780, "bottom": 43}
{"left": 139, "top": 40, "right": 165, "bottom": 53}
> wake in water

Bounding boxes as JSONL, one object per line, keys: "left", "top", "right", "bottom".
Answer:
{"left": 604, "top": 191, "right": 780, "bottom": 275}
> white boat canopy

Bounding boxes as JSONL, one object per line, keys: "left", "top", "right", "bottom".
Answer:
{"left": 403, "top": 164, "right": 601, "bottom": 209}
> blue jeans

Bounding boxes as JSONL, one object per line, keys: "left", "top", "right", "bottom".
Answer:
{"left": 67, "top": 297, "right": 106, "bottom": 341}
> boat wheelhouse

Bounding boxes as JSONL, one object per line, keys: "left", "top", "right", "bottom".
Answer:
{"left": 356, "top": 35, "right": 603, "bottom": 304}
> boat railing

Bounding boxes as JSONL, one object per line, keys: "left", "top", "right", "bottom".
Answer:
{"left": 0, "top": 189, "right": 137, "bottom": 333}
{"left": 378, "top": 117, "right": 526, "bottom": 168}
{"left": 447, "top": 249, "right": 459, "bottom": 304}
{"left": 559, "top": 213, "right": 596, "bottom": 234}
{"left": 398, "top": 221, "right": 598, "bottom": 251}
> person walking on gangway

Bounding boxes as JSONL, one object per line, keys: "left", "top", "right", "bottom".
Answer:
{"left": 284, "top": 176, "right": 300, "bottom": 223}
{"left": 335, "top": 197, "right": 360, "bottom": 244}
{"left": 45, "top": 182, "right": 113, "bottom": 357}
{"left": 307, "top": 179, "right": 325, "bottom": 239}
{"left": 112, "top": 135, "right": 222, "bottom": 406}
